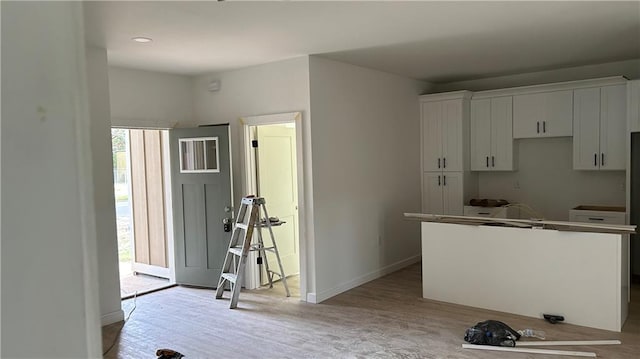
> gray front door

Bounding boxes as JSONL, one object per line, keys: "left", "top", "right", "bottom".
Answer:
{"left": 170, "top": 125, "right": 232, "bottom": 287}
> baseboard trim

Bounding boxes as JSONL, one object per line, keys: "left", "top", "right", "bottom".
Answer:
{"left": 314, "top": 255, "right": 422, "bottom": 303}
{"left": 101, "top": 309, "right": 125, "bottom": 326}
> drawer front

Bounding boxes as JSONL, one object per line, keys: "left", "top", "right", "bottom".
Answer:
{"left": 464, "top": 206, "right": 508, "bottom": 218}
{"left": 569, "top": 211, "right": 625, "bottom": 225}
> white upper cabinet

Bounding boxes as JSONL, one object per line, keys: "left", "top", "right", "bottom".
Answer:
{"left": 513, "top": 90, "right": 573, "bottom": 138}
{"left": 629, "top": 80, "right": 640, "bottom": 133}
{"left": 421, "top": 98, "right": 464, "bottom": 172}
{"left": 573, "top": 84, "right": 626, "bottom": 170}
{"left": 470, "top": 96, "right": 514, "bottom": 171}
{"left": 420, "top": 91, "right": 475, "bottom": 216}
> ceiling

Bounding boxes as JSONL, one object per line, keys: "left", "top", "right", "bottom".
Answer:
{"left": 83, "top": 1, "right": 640, "bottom": 83}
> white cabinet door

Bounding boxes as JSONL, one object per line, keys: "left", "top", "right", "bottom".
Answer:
{"left": 544, "top": 90, "right": 573, "bottom": 137}
{"left": 573, "top": 85, "right": 626, "bottom": 171}
{"left": 422, "top": 102, "right": 442, "bottom": 172}
{"left": 442, "top": 172, "right": 463, "bottom": 215}
{"left": 629, "top": 80, "right": 640, "bottom": 133}
{"left": 573, "top": 87, "right": 601, "bottom": 170}
{"left": 600, "top": 85, "right": 626, "bottom": 170}
{"left": 470, "top": 99, "right": 491, "bottom": 171}
{"left": 513, "top": 92, "right": 543, "bottom": 138}
{"left": 441, "top": 100, "right": 463, "bottom": 172}
{"left": 513, "top": 90, "right": 572, "bottom": 138}
{"left": 422, "top": 172, "right": 443, "bottom": 214}
{"left": 491, "top": 97, "right": 514, "bottom": 171}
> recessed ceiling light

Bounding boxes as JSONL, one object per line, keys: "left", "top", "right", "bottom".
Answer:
{"left": 131, "top": 37, "right": 152, "bottom": 43}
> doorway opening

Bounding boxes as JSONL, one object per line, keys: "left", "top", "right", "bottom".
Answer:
{"left": 241, "top": 112, "right": 305, "bottom": 298}
{"left": 111, "top": 128, "right": 175, "bottom": 298}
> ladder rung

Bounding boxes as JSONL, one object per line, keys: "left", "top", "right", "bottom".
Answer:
{"left": 235, "top": 223, "right": 248, "bottom": 230}
{"left": 228, "top": 247, "right": 244, "bottom": 256}
{"left": 221, "top": 273, "right": 237, "bottom": 283}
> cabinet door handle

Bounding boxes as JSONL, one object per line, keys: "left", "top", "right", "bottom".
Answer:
{"left": 594, "top": 153, "right": 597, "bottom": 167}
{"left": 543, "top": 121, "right": 546, "bottom": 133}
{"left": 601, "top": 153, "right": 605, "bottom": 167}
{"left": 486, "top": 156, "right": 489, "bottom": 167}
{"left": 438, "top": 175, "right": 441, "bottom": 186}
{"left": 443, "top": 175, "right": 447, "bottom": 186}
{"left": 537, "top": 121, "right": 540, "bottom": 133}
{"left": 438, "top": 158, "right": 441, "bottom": 169}
{"left": 588, "top": 217, "right": 604, "bottom": 221}
{"left": 443, "top": 158, "right": 446, "bottom": 168}
{"left": 492, "top": 156, "right": 495, "bottom": 167}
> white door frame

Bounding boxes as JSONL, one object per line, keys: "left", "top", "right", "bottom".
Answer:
{"left": 240, "top": 112, "right": 306, "bottom": 299}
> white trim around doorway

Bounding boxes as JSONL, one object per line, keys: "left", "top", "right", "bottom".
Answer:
{"left": 239, "top": 112, "right": 307, "bottom": 301}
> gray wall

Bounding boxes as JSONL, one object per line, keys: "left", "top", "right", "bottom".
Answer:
{"left": 478, "top": 138, "right": 625, "bottom": 221}
{"left": 109, "top": 66, "right": 194, "bottom": 127}
{"left": 1, "top": 2, "right": 102, "bottom": 357}
{"left": 308, "top": 56, "right": 431, "bottom": 301}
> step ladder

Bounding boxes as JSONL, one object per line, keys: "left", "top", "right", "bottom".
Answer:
{"left": 215, "top": 196, "right": 290, "bottom": 308}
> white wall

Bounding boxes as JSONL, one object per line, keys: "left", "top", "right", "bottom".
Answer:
{"left": 1, "top": 2, "right": 102, "bottom": 357}
{"left": 479, "top": 138, "right": 626, "bottom": 221}
{"left": 85, "top": 47, "right": 125, "bottom": 325}
{"left": 109, "top": 66, "right": 194, "bottom": 128}
{"left": 433, "top": 59, "right": 640, "bottom": 92}
{"left": 308, "top": 56, "right": 431, "bottom": 302}
{"left": 191, "top": 57, "right": 315, "bottom": 294}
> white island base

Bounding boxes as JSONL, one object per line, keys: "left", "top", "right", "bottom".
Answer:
{"left": 421, "top": 222, "right": 629, "bottom": 332}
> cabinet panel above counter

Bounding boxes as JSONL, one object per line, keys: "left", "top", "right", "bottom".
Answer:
{"left": 513, "top": 90, "right": 573, "bottom": 138}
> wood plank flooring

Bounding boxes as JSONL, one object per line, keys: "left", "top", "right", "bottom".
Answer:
{"left": 103, "top": 263, "right": 640, "bottom": 358}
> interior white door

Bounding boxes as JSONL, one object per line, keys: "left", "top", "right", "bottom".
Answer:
{"left": 256, "top": 124, "right": 300, "bottom": 280}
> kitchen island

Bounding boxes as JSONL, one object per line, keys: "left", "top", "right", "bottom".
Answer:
{"left": 405, "top": 213, "right": 636, "bottom": 332}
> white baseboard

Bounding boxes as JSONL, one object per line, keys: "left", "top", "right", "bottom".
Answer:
{"left": 313, "top": 255, "right": 421, "bottom": 303}
{"left": 101, "top": 309, "right": 125, "bottom": 326}
{"left": 306, "top": 292, "right": 318, "bottom": 304}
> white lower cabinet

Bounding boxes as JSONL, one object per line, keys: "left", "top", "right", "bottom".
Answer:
{"left": 422, "top": 172, "right": 463, "bottom": 215}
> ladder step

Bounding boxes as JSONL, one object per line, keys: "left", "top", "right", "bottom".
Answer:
{"left": 221, "top": 273, "right": 237, "bottom": 283}
{"left": 235, "top": 223, "right": 248, "bottom": 230}
{"left": 228, "top": 247, "right": 244, "bottom": 257}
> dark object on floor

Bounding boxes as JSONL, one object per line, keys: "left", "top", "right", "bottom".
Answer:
{"left": 156, "top": 349, "right": 184, "bottom": 359}
{"left": 464, "top": 320, "right": 521, "bottom": 347}
{"left": 544, "top": 314, "right": 565, "bottom": 324}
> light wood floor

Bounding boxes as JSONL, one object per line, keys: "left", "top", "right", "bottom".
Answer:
{"left": 103, "top": 263, "right": 640, "bottom": 358}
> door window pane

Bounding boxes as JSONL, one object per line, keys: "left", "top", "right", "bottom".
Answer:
{"left": 179, "top": 137, "right": 219, "bottom": 173}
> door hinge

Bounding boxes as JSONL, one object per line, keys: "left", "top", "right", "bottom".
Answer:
{"left": 252, "top": 140, "right": 259, "bottom": 148}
